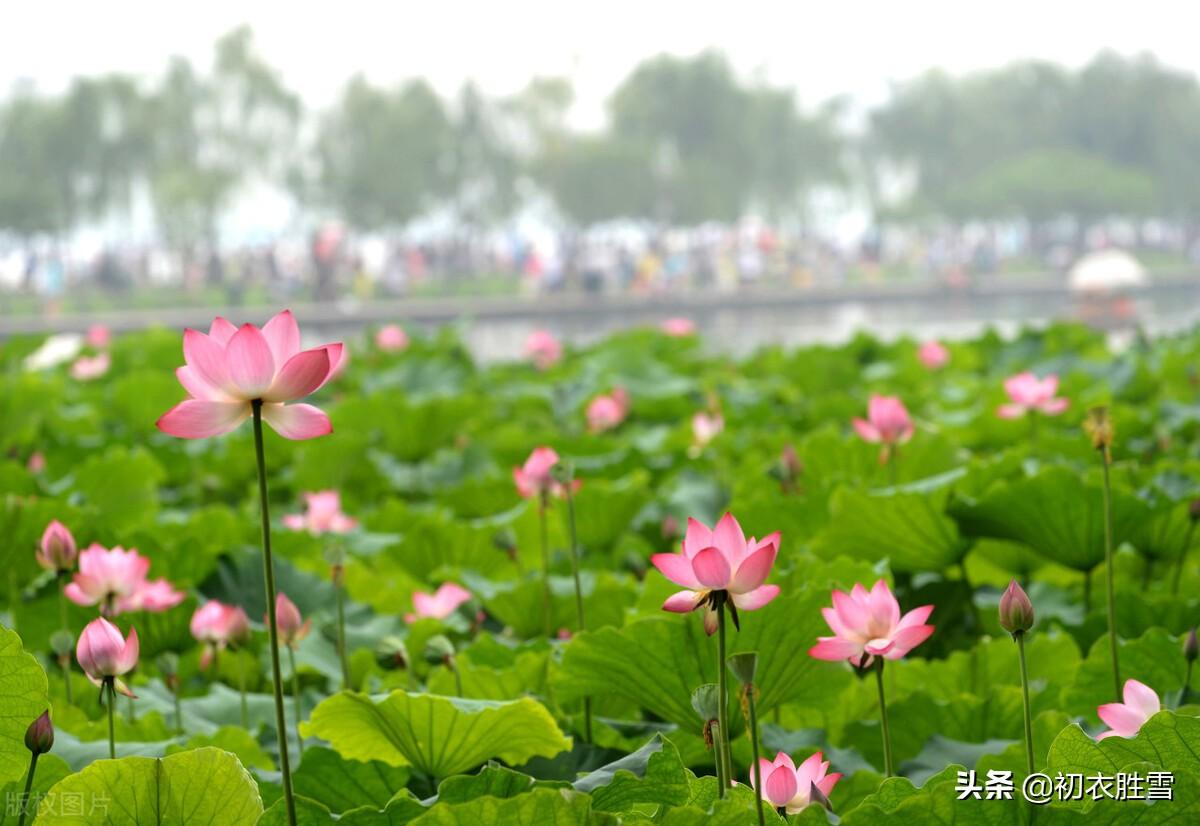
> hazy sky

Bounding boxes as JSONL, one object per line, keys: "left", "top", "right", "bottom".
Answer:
{"left": 4, "top": 0, "right": 1196, "bottom": 128}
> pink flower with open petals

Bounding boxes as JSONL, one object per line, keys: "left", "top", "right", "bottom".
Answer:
{"left": 70, "top": 352, "right": 110, "bottom": 381}
{"left": 853, "top": 395, "right": 914, "bottom": 446}
{"left": 918, "top": 340, "right": 949, "bottom": 369}
{"left": 751, "top": 751, "right": 842, "bottom": 814}
{"left": 1096, "top": 679, "right": 1160, "bottom": 740}
{"left": 405, "top": 583, "right": 472, "bottom": 623}
{"left": 809, "top": 580, "right": 934, "bottom": 667}
{"left": 191, "top": 600, "right": 250, "bottom": 669}
{"left": 524, "top": 330, "right": 562, "bottom": 370}
{"left": 587, "top": 389, "right": 629, "bottom": 433}
{"left": 651, "top": 512, "right": 781, "bottom": 635}
{"left": 117, "top": 579, "right": 186, "bottom": 614}
{"left": 65, "top": 545, "right": 151, "bottom": 614}
{"left": 997, "top": 372, "right": 1069, "bottom": 419}
{"left": 375, "top": 324, "right": 409, "bottom": 352}
{"left": 661, "top": 317, "right": 696, "bottom": 337}
{"left": 156, "top": 310, "right": 343, "bottom": 441}
{"left": 76, "top": 617, "right": 139, "bottom": 696}
{"left": 513, "top": 446, "right": 580, "bottom": 500}
{"left": 283, "top": 490, "right": 357, "bottom": 534}
{"left": 37, "top": 520, "right": 77, "bottom": 573}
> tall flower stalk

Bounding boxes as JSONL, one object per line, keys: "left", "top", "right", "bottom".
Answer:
{"left": 554, "top": 460, "right": 591, "bottom": 742}
{"left": 514, "top": 447, "right": 576, "bottom": 638}
{"left": 537, "top": 492, "right": 552, "bottom": 637}
{"left": 691, "top": 684, "right": 727, "bottom": 796}
{"left": 328, "top": 545, "right": 351, "bottom": 691}
{"left": 1000, "top": 580, "right": 1036, "bottom": 774}
{"left": 156, "top": 310, "right": 345, "bottom": 826}
{"left": 729, "top": 653, "right": 765, "bottom": 826}
{"left": 873, "top": 660, "right": 894, "bottom": 776}
{"left": 1085, "top": 406, "right": 1120, "bottom": 700}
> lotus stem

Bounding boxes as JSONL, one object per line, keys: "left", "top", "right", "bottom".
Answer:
{"left": 875, "top": 659, "right": 894, "bottom": 777}
{"left": 744, "top": 684, "right": 766, "bottom": 826}
{"left": 251, "top": 401, "right": 297, "bottom": 826}
{"left": 61, "top": 654, "right": 73, "bottom": 706}
{"left": 287, "top": 646, "right": 303, "bottom": 757}
{"left": 173, "top": 683, "right": 183, "bottom": 736}
{"left": 1101, "top": 456, "right": 1121, "bottom": 700}
{"left": 1016, "top": 631, "right": 1035, "bottom": 775}
{"left": 106, "top": 681, "right": 115, "bottom": 760}
{"left": 537, "top": 493, "right": 552, "bottom": 637}
{"left": 237, "top": 649, "right": 248, "bottom": 730}
{"left": 716, "top": 599, "right": 732, "bottom": 796}
{"left": 334, "top": 573, "right": 350, "bottom": 691}
{"left": 17, "top": 750, "right": 38, "bottom": 826}
{"left": 563, "top": 484, "right": 592, "bottom": 742}
{"left": 711, "top": 719, "right": 728, "bottom": 794}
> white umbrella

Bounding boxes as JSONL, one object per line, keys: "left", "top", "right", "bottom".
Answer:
{"left": 1068, "top": 249, "right": 1147, "bottom": 292}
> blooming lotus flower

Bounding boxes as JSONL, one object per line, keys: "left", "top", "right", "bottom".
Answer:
{"left": 86, "top": 324, "right": 112, "bottom": 349}
{"left": 853, "top": 395, "right": 914, "bottom": 447}
{"left": 65, "top": 545, "right": 151, "bottom": 614}
{"left": 513, "top": 446, "right": 579, "bottom": 500}
{"left": 191, "top": 601, "right": 250, "bottom": 669}
{"left": 405, "top": 582, "right": 472, "bottom": 623}
{"left": 651, "top": 513, "right": 781, "bottom": 634}
{"left": 70, "top": 352, "right": 110, "bottom": 381}
{"left": 752, "top": 751, "right": 842, "bottom": 814}
{"left": 156, "top": 310, "right": 344, "bottom": 440}
{"left": 76, "top": 617, "right": 139, "bottom": 696}
{"left": 997, "top": 372, "right": 1068, "bottom": 419}
{"left": 118, "top": 579, "right": 186, "bottom": 614}
{"left": 692, "top": 411, "right": 724, "bottom": 447}
{"left": 375, "top": 324, "right": 409, "bottom": 352}
{"left": 810, "top": 580, "right": 934, "bottom": 667}
{"left": 1097, "top": 679, "right": 1160, "bottom": 740}
{"left": 272, "top": 592, "right": 311, "bottom": 647}
{"left": 37, "top": 520, "right": 77, "bottom": 573}
{"left": 282, "top": 490, "right": 357, "bottom": 534}
{"left": 524, "top": 330, "right": 562, "bottom": 370}
{"left": 918, "top": 340, "right": 949, "bottom": 369}
{"left": 661, "top": 317, "right": 696, "bottom": 337}
{"left": 587, "top": 388, "right": 629, "bottom": 433}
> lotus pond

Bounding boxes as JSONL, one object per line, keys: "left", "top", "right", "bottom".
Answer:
{"left": 2, "top": 316, "right": 1200, "bottom": 824}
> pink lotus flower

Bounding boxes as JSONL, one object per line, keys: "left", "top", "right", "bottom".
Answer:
{"left": 1097, "top": 679, "right": 1160, "bottom": 740}
{"left": 524, "top": 329, "right": 562, "bottom": 370}
{"left": 809, "top": 580, "right": 934, "bottom": 667}
{"left": 405, "top": 582, "right": 472, "bottom": 623}
{"left": 375, "top": 324, "right": 409, "bottom": 352}
{"left": 156, "top": 310, "right": 344, "bottom": 441}
{"left": 692, "top": 411, "right": 724, "bottom": 447}
{"left": 853, "top": 395, "right": 914, "bottom": 447}
{"left": 283, "top": 490, "right": 358, "bottom": 534}
{"left": 76, "top": 617, "right": 139, "bottom": 696}
{"left": 86, "top": 324, "right": 112, "bottom": 349}
{"left": 752, "top": 751, "right": 842, "bottom": 814}
{"left": 272, "top": 592, "right": 311, "bottom": 647}
{"left": 661, "top": 317, "right": 696, "bottom": 337}
{"left": 191, "top": 600, "right": 250, "bottom": 669}
{"left": 997, "top": 372, "right": 1069, "bottom": 419}
{"left": 513, "top": 446, "right": 580, "bottom": 500}
{"left": 587, "top": 388, "right": 629, "bottom": 433}
{"left": 37, "top": 520, "right": 77, "bottom": 573}
{"left": 70, "top": 352, "right": 110, "bottom": 381}
{"left": 918, "top": 340, "right": 949, "bottom": 369}
{"left": 652, "top": 513, "right": 781, "bottom": 635}
{"left": 120, "top": 579, "right": 186, "bottom": 613}
{"left": 65, "top": 545, "right": 150, "bottom": 613}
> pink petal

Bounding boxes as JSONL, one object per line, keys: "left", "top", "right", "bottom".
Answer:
{"left": 157, "top": 399, "right": 250, "bottom": 439}
{"left": 868, "top": 580, "right": 901, "bottom": 630}
{"left": 176, "top": 366, "right": 229, "bottom": 401}
{"left": 853, "top": 418, "right": 881, "bottom": 442}
{"left": 764, "top": 765, "right": 798, "bottom": 807}
{"left": 1041, "top": 397, "right": 1069, "bottom": 416}
{"left": 662, "top": 590, "right": 703, "bottom": 613}
{"left": 315, "top": 343, "right": 346, "bottom": 390}
{"left": 226, "top": 324, "right": 276, "bottom": 398}
{"left": 261, "top": 403, "right": 332, "bottom": 440}
{"left": 117, "top": 628, "right": 140, "bottom": 673}
{"left": 651, "top": 553, "right": 702, "bottom": 589}
{"left": 682, "top": 518, "right": 713, "bottom": 558}
{"left": 751, "top": 757, "right": 773, "bottom": 791}
{"left": 809, "top": 637, "right": 863, "bottom": 661}
{"left": 691, "top": 547, "right": 732, "bottom": 588}
{"left": 183, "top": 329, "right": 234, "bottom": 394}
{"left": 731, "top": 543, "right": 778, "bottom": 592}
{"left": 282, "top": 514, "right": 305, "bottom": 530}
{"left": 773, "top": 751, "right": 796, "bottom": 772}
{"left": 1097, "top": 702, "right": 1146, "bottom": 736}
{"left": 895, "top": 604, "right": 935, "bottom": 631}
{"left": 262, "top": 310, "right": 301, "bottom": 365}
{"left": 821, "top": 606, "right": 852, "bottom": 638}
{"left": 264, "top": 348, "right": 331, "bottom": 402}
{"left": 209, "top": 317, "right": 238, "bottom": 345}
{"left": 712, "top": 513, "right": 747, "bottom": 559}
{"left": 997, "top": 404, "right": 1026, "bottom": 420}
{"left": 730, "top": 584, "right": 780, "bottom": 611}
{"left": 702, "top": 604, "right": 718, "bottom": 635}
{"left": 817, "top": 772, "right": 842, "bottom": 798}
{"left": 832, "top": 589, "right": 871, "bottom": 634}
{"left": 1123, "top": 680, "right": 1160, "bottom": 718}
{"left": 883, "top": 624, "right": 935, "bottom": 659}
{"left": 64, "top": 581, "right": 97, "bottom": 606}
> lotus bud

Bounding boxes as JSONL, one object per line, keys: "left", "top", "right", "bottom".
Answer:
{"left": 999, "top": 580, "right": 1035, "bottom": 636}
{"left": 1185, "top": 628, "right": 1198, "bottom": 664}
{"left": 37, "top": 521, "right": 77, "bottom": 574}
{"left": 375, "top": 636, "right": 409, "bottom": 670}
{"left": 1083, "top": 406, "right": 1114, "bottom": 463}
{"left": 423, "top": 634, "right": 455, "bottom": 667}
{"left": 24, "top": 711, "right": 54, "bottom": 755}
{"left": 726, "top": 651, "right": 758, "bottom": 686}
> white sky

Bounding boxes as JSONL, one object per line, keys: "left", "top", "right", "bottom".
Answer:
{"left": 4, "top": 0, "right": 1197, "bottom": 129}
